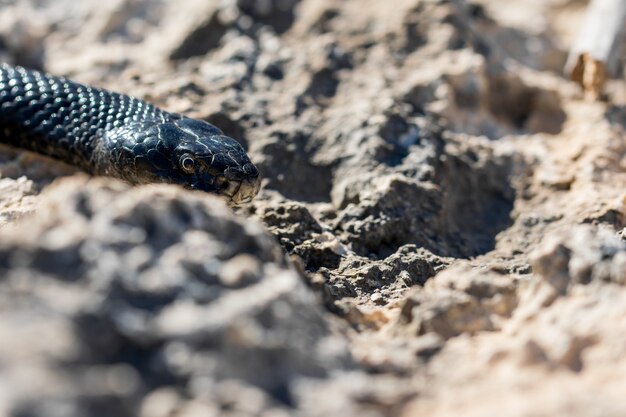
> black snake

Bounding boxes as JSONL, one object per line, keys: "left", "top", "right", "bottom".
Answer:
{"left": 0, "top": 63, "right": 260, "bottom": 204}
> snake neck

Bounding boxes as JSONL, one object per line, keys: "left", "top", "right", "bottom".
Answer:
{"left": 90, "top": 121, "right": 167, "bottom": 184}
{"left": 0, "top": 64, "right": 170, "bottom": 172}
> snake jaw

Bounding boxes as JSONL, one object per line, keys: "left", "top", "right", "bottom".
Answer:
{"left": 185, "top": 175, "right": 260, "bottom": 205}
{"left": 198, "top": 164, "right": 261, "bottom": 204}
{"left": 220, "top": 159, "right": 261, "bottom": 204}
{"left": 182, "top": 160, "right": 261, "bottom": 204}
{"left": 224, "top": 175, "right": 262, "bottom": 205}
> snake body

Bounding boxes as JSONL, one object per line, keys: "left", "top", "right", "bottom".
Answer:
{"left": 0, "top": 63, "right": 260, "bottom": 204}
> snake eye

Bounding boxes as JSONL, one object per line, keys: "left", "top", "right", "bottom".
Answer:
{"left": 180, "top": 155, "right": 195, "bottom": 173}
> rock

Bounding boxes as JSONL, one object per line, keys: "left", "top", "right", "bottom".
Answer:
{"left": 0, "top": 177, "right": 353, "bottom": 417}
{"left": 392, "top": 265, "right": 518, "bottom": 339}
{"left": 396, "top": 226, "right": 626, "bottom": 417}
{"left": 1, "top": 0, "right": 626, "bottom": 416}
{"left": 531, "top": 225, "right": 626, "bottom": 294}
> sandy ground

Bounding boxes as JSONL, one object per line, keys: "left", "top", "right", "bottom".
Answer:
{"left": 0, "top": 0, "right": 626, "bottom": 416}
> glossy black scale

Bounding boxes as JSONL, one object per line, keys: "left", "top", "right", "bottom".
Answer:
{"left": 0, "top": 63, "right": 171, "bottom": 170}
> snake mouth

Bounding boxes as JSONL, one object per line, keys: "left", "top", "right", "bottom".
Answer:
{"left": 185, "top": 169, "right": 260, "bottom": 204}
{"left": 222, "top": 175, "right": 261, "bottom": 205}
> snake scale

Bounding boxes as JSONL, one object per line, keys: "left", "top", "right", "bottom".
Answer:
{"left": 0, "top": 63, "right": 260, "bottom": 204}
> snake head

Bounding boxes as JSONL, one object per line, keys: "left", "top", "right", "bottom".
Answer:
{"left": 100, "top": 117, "right": 261, "bottom": 204}
{"left": 169, "top": 118, "right": 261, "bottom": 204}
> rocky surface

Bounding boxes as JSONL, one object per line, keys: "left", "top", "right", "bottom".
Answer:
{"left": 0, "top": 0, "right": 626, "bottom": 416}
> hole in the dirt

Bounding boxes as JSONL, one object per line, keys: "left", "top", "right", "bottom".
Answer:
{"left": 488, "top": 79, "right": 535, "bottom": 127}
{"left": 434, "top": 153, "right": 515, "bottom": 257}
{"left": 257, "top": 132, "right": 333, "bottom": 203}
{"left": 486, "top": 75, "right": 565, "bottom": 134}
{"left": 334, "top": 150, "right": 515, "bottom": 259}
{"left": 447, "top": 72, "right": 566, "bottom": 137}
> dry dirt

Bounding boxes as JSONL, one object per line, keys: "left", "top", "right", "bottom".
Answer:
{"left": 0, "top": 0, "right": 626, "bottom": 416}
